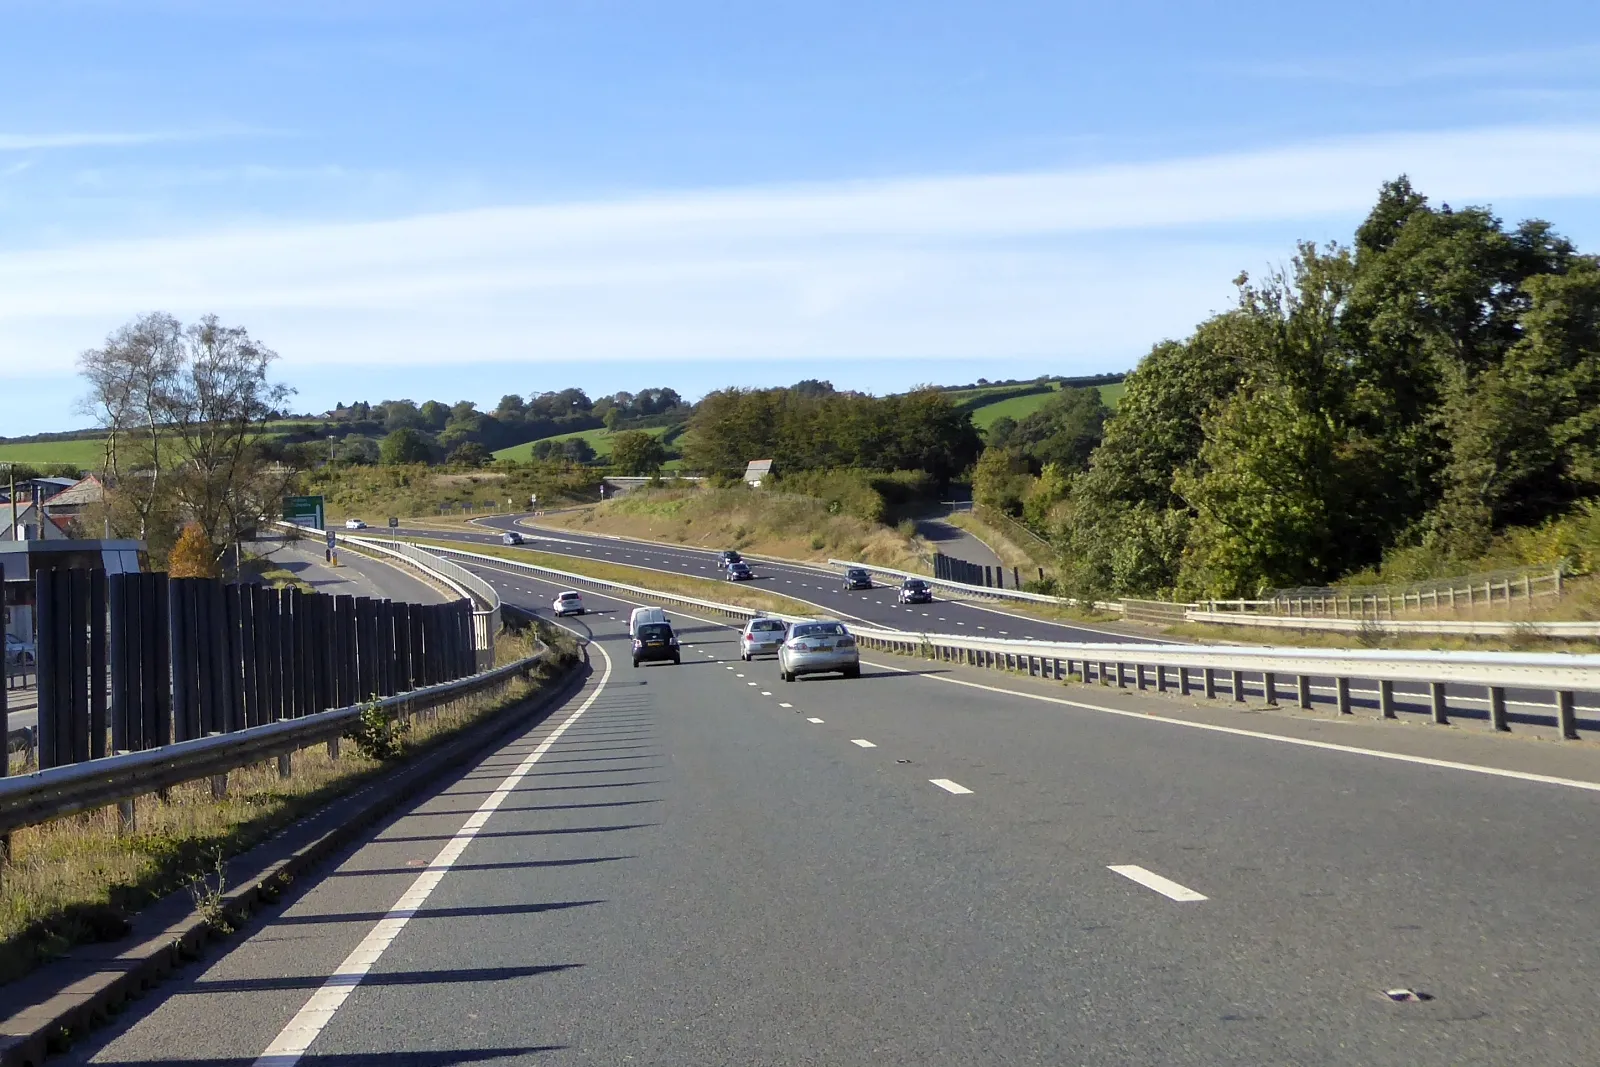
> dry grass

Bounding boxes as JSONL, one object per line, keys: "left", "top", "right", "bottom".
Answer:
{"left": 540, "top": 485, "right": 933, "bottom": 572}
{"left": 0, "top": 627, "right": 574, "bottom": 987}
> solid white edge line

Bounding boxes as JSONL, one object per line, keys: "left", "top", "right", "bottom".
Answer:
{"left": 861, "top": 658, "right": 1600, "bottom": 794}
{"left": 253, "top": 634, "right": 616, "bottom": 1066}
{"left": 1108, "top": 864, "right": 1208, "bottom": 902}
{"left": 929, "top": 778, "right": 973, "bottom": 794}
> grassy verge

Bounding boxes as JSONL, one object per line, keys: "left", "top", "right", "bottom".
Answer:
{"left": 539, "top": 484, "right": 932, "bottom": 571}
{"left": 408, "top": 537, "right": 830, "bottom": 619}
{"left": 0, "top": 626, "right": 576, "bottom": 988}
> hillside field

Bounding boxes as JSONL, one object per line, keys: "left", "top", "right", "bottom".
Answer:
{"left": 968, "top": 381, "right": 1125, "bottom": 431}
{"left": 492, "top": 423, "right": 678, "bottom": 463}
{"left": 0, "top": 438, "right": 106, "bottom": 469}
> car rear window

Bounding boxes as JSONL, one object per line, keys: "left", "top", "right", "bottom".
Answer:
{"left": 751, "top": 620, "right": 784, "bottom": 632}
{"left": 558, "top": 592, "right": 580, "bottom": 600}
{"left": 638, "top": 624, "right": 672, "bottom": 640}
{"left": 791, "top": 623, "right": 846, "bottom": 637}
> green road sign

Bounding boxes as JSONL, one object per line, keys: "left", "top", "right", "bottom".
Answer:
{"left": 283, "top": 495, "right": 325, "bottom": 530}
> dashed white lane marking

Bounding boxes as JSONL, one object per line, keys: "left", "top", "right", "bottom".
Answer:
{"left": 929, "top": 778, "right": 973, "bottom": 795}
{"left": 253, "top": 635, "right": 616, "bottom": 1067}
{"left": 807, "top": 717, "right": 824, "bottom": 723}
{"left": 779, "top": 702, "right": 794, "bottom": 708}
{"left": 760, "top": 690, "right": 773, "bottom": 696}
{"left": 747, "top": 682, "right": 757, "bottom": 686}
{"left": 850, "top": 739, "right": 877, "bottom": 748}
{"left": 735, "top": 673, "right": 745, "bottom": 677}
{"left": 860, "top": 657, "right": 1600, "bottom": 795}
{"left": 1108, "top": 865, "right": 1208, "bottom": 902}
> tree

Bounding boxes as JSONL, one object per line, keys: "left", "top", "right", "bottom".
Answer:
{"left": 1008, "top": 387, "right": 1108, "bottom": 471}
{"left": 612, "top": 430, "right": 667, "bottom": 475}
{"left": 380, "top": 428, "right": 433, "bottom": 465}
{"left": 986, "top": 416, "right": 1018, "bottom": 449}
{"left": 448, "top": 441, "right": 491, "bottom": 467}
{"left": 563, "top": 437, "right": 596, "bottom": 463}
{"left": 972, "top": 448, "right": 1030, "bottom": 514}
{"left": 603, "top": 407, "right": 622, "bottom": 432}
{"left": 77, "top": 312, "right": 291, "bottom": 561}
{"left": 167, "top": 522, "right": 219, "bottom": 578}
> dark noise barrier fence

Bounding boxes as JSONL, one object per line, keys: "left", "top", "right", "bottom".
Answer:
{"left": 932, "top": 551, "right": 1022, "bottom": 591}
{"left": 17, "top": 570, "right": 475, "bottom": 772}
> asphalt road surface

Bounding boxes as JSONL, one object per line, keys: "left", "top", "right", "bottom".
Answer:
{"left": 388, "top": 516, "right": 1600, "bottom": 730}
{"left": 65, "top": 562, "right": 1600, "bottom": 1066}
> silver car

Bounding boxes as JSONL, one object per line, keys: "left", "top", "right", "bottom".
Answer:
{"left": 778, "top": 620, "right": 860, "bottom": 682}
{"left": 740, "top": 617, "right": 787, "bottom": 660}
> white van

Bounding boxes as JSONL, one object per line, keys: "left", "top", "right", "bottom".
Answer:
{"left": 629, "top": 606, "right": 669, "bottom": 637}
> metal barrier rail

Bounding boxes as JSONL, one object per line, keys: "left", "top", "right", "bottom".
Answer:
{"left": 848, "top": 627, "right": 1600, "bottom": 739}
{"left": 0, "top": 649, "right": 547, "bottom": 838}
{"left": 1184, "top": 611, "right": 1600, "bottom": 639}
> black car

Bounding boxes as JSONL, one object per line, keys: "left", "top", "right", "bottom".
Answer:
{"left": 726, "top": 561, "right": 754, "bottom": 581}
{"left": 501, "top": 531, "right": 525, "bottom": 545}
{"left": 719, "top": 550, "right": 743, "bottom": 566}
{"left": 842, "top": 567, "right": 872, "bottom": 590}
{"left": 632, "top": 622, "right": 681, "bottom": 667}
{"left": 898, "top": 578, "right": 934, "bottom": 604}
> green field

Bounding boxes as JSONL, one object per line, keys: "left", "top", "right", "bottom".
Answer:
{"left": 492, "top": 423, "right": 678, "bottom": 463}
{"left": 967, "top": 381, "right": 1125, "bottom": 431}
{"left": 0, "top": 439, "right": 106, "bottom": 469}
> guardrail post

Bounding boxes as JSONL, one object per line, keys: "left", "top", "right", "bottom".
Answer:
{"left": 1202, "top": 668, "right": 1215, "bottom": 699}
{"left": 1336, "top": 677, "right": 1351, "bottom": 715}
{"left": 1135, "top": 664, "right": 1147, "bottom": 691}
{"left": 278, "top": 751, "right": 293, "bottom": 779}
{"left": 1263, "top": 672, "right": 1278, "bottom": 706}
{"left": 117, "top": 798, "right": 136, "bottom": 834}
{"left": 1429, "top": 682, "right": 1449, "bottom": 725}
{"left": 1556, "top": 691, "right": 1577, "bottom": 740}
{"left": 1379, "top": 680, "right": 1395, "bottom": 718}
{"left": 210, "top": 773, "right": 228, "bottom": 799}
{"left": 327, "top": 737, "right": 341, "bottom": 760}
{"left": 1179, "top": 667, "right": 1191, "bottom": 696}
{"left": 1488, "top": 686, "right": 1508, "bottom": 731}
{"left": 1232, "top": 669, "right": 1245, "bottom": 702}
{"left": 1156, "top": 666, "right": 1168, "bottom": 694}
{"left": 1115, "top": 663, "right": 1126, "bottom": 688}
{"left": 1297, "top": 675, "right": 1312, "bottom": 710}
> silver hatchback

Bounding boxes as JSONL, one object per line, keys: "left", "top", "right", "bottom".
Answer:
{"left": 778, "top": 621, "right": 860, "bottom": 682}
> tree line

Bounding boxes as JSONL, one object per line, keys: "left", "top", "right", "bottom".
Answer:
{"left": 681, "top": 382, "right": 983, "bottom": 484}
{"left": 978, "top": 178, "right": 1600, "bottom": 599}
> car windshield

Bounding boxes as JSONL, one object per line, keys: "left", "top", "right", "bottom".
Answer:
{"left": 905, "top": 580, "right": 928, "bottom": 589}
{"left": 791, "top": 623, "right": 846, "bottom": 638}
{"left": 848, "top": 569, "right": 867, "bottom": 577}
{"left": 637, "top": 624, "right": 672, "bottom": 640}
{"left": 750, "top": 620, "right": 784, "bottom": 632}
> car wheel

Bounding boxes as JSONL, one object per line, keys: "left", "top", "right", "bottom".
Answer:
{"left": 632, "top": 658, "right": 639, "bottom": 668}
{"left": 673, "top": 655, "right": 681, "bottom": 665}
{"left": 844, "top": 665, "right": 861, "bottom": 679}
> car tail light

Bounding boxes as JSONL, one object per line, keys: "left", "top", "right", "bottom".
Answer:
{"left": 837, "top": 637, "right": 856, "bottom": 648}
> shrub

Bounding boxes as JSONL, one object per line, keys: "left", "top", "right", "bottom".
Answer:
{"left": 342, "top": 701, "right": 411, "bottom": 760}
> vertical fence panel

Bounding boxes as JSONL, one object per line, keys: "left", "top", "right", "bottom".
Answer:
{"left": 109, "top": 574, "right": 130, "bottom": 753}
{"left": 89, "top": 570, "right": 107, "bottom": 760}
{"left": 146, "top": 574, "right": 170, "bottom": 748}
{"left": 195, "top": 579, "right": 218, "bottom": 736}
{"left": 34, "top": 571, "right": 60, "bottom": 769}
{"left": 168, "top": 579, "right": 193, "bottom": 742}
{"left": 67, "top": 570, "right": 91, "bottom": 766}
{"left": 408, "top": 603, "right": 426, "bottom": 688}
{"left": 395, "top": 603, "right": 413, "bottom": 692}
{"left": 222, "top": 584, "right": 243, "bottom": 732}
{"left": 239, "top": 585, "right": 259, "bottom": 728}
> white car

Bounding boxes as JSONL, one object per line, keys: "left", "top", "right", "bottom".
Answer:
{"left": 552, "top": 591, "right": 585, "bottom": 617}
{"left": 344, "top": 518, "right": 367, "bottom": 530}
{"left": 740, "top": 618, "right": 787, "bottom": 660}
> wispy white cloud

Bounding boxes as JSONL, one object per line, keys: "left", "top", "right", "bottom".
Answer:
{"left": 3, "top": 122, "right": 1600, "bottom": 382}
{"left": 0, "top": 128, "right": 277, "bottom": 151}
{"left": 1214, "top": 43, "right": 1600, "bottom": 88}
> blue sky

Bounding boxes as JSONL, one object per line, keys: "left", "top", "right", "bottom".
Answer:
{"left": 3, "top": 0, "right": 1600, "bottom": 435}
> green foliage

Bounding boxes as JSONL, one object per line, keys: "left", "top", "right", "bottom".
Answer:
{"left": 342, "top": 701, "right": 411, "bottom": 761}
{"left": 379, "top": 428, "right": 434, "bottom": 466}
{"left": 1006, "top": 386, "right": 1109, "bottom": 471}
{"left": 680, "top": 385, "right": 981, "bottom": 483}
{"left": 1052, "top": 177, "right": 1600, "bottom": 599}
{"left": 446, "top": 441, "right": 491, "bottom": 468}
{"left": 972, "top": 449, "right": 1031, "bottom": 514}
{"left": 771, "top": 468, "right": 935, "bottom": 524}
{"left": 611, "top": 429, "right": 667, "bottom": 475}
